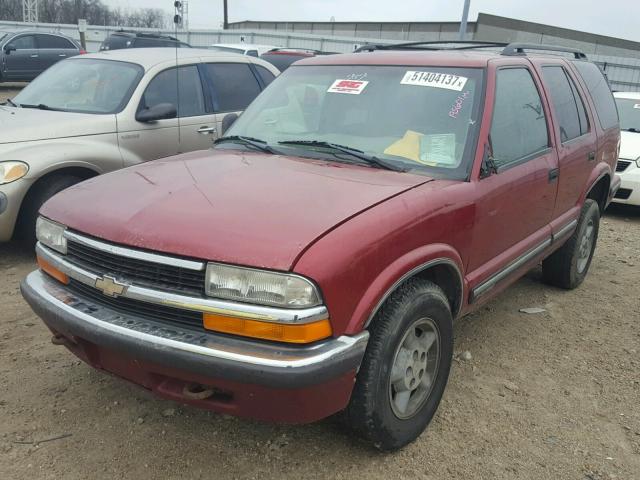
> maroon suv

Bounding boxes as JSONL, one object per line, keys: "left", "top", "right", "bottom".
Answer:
{"left": 22, "top": 42, "right": 621, "bottom": 450}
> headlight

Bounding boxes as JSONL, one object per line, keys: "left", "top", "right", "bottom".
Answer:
{"left": 0, "top": 161, "right": 29, "bottom": 185}
{"left": 36, "top": 216, "right": 67, "bottom": 254}
{"left": 205, "top": 262, "right": 321, "bottom": 308}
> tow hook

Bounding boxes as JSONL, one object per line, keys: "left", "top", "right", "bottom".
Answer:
{"left": 182, "top": 383, "right": 216, "bottom": 400}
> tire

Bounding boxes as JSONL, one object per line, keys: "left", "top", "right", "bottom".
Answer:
{"left": 344, "top": 279, "right": 453, "bottom": 451}
{"left": 542, "top": 199, "right": 600, "bottom": 289}
{"left": 16, "top": 174, "right": 84, "bottom": 246}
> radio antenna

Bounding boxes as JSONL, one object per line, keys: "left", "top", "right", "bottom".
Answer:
{"left": 173, "top": 1, "right": 182, "bottom": 147}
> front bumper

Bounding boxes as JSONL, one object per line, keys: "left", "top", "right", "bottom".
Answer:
{"left": 21, "top": 270, "right": 369, "bottom": 423}
{"left": 611, "top": 163, "right": 640, "bottom": 206}
{"left": 0, "top": 178, "right": 33, "bottom": 241}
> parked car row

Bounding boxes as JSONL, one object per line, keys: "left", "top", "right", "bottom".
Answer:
{"left": 11, "top": 40, "right": 626, "bottom": 450}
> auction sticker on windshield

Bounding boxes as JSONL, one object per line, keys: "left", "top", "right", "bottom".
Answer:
{"left": 401, "top": 71, "right": 468, "bottom": 91}
{"left": 327, "top": 79, "right": 369, "bottom": 94}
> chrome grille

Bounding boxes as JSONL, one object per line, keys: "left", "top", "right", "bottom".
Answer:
{"left": 65, "top": 236, "right": 206, "bottom": 296}
{"left": 616, "top": 160, "right": 631, "bottom": 172}
{"left": 67, "top": 279, "right": 204, "bottom": 330}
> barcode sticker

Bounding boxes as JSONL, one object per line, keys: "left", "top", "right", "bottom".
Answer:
{"left": 401, "top": 71, "right": 468, "bottom": 91}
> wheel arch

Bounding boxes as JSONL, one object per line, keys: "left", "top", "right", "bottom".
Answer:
{"left": 350, "top": 246, "right": 465, "bottom": 333}
{"left": 585, "top": 173, "right": 611, "bottom": 212}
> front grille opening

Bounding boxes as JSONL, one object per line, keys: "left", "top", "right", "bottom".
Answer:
{"left": 616, "top": 160, "right": 631, "bottom": 173}
{"left": 67, "top": 279, "right": 205, "bottom": 331}
{"left": 66, "top": 239, "right": 206, "bottom": 297}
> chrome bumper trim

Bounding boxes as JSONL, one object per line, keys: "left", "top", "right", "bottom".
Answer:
{"left": 63, "top": 230, "right": 206, "bottom": 271}
{"left": 22, "top": 270, "right": 368, "bottom": 372}
{"left": 36, "top": 243, "right": 328, "bottom": 324}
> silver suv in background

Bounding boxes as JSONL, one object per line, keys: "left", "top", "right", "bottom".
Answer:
{"left": 0, "top": 30, "right": 83, "bottom": 82}
{"left": 0, "top": 48, "right": 279, "bottom": 243}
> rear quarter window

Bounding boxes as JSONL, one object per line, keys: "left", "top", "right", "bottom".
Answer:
{"left": 572, "top": 61, "right": 619, "bottom": 130}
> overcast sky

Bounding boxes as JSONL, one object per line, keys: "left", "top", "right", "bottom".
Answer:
{"left": 104, "top": 0, "right": 640, "bottom": 42}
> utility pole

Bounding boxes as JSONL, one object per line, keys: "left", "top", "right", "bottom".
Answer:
{"left": 22, "top": 0, "right": 39, "bottom": 23}
{"left": 223, "top": 0, "right": 228, "bottom": 30}
{"left": 458, "top": 0, "right": 471, "bottom": 41}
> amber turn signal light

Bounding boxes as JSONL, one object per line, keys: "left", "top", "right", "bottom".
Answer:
{"left": 37, "top": 255, "right": 69, "bottom": 285}
{"left": 203, "top": 313, "right": 332, "bottom": 344}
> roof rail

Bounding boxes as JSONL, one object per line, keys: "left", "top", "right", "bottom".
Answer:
{"left": 355, "top": 40, "right": 508, "bottom": 52}
{"left": 501, "top": 43, "right": 587, "bottom": 59}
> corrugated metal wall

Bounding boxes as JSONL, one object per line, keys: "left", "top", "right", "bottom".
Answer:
{"left": 1, "top": 19, "right": 639, "bottom": 91}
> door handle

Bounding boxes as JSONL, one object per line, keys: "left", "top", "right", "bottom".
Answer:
{"left": 548, "top": 168, "right": 559, "bottom": 183}
{"left": 197, "top": 126, "right": 217, "bottom": 135}
{"left": 58, "top": 54, "right": 67, "bottom": 57}
{"left": 30, "top": 54, "right": 38, "bottom": 58}
{"left": 587, "top": 151, "right": 596, "bottom": 162}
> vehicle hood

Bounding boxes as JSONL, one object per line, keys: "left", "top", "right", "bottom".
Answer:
{"left": 41, "top": 150, "right": 431, "bottom": 270}
{"left": 0, "top": 108, "right": 115, "bottom": 144}
{"left": 619, "top": 130, "right": 640, "bottom": 160}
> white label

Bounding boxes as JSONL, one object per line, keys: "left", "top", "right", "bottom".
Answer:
{"left": 401, "top": 71, "right": 468, "bottom": 91}
{"left": 78, "top": 19, "right": 87, "bottom": 33}
{"left": 327, "top": 79, "right": 369, "bottom": 95}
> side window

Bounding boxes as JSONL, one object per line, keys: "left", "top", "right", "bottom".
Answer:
{"left": 255, "top": 65, "right": 276, "bottom": 87}
{"left": 9, "top": 35, "right": 36, "bottom": 49}
{"left": 141, "top": 66, "right": 205, "bottom": 118}
{"left": 542, "top": 66, "right": 586, "bottom": 142}
{"left": 36, "top": 34, "right": 75, "bottom": 49}
{"left": 572, "top": 61, "right": 619, "bottom": 130}
{"left": 490, "top": 68, "right": 549, "bottom": 167}
{"left": 204, "top": 63, "right": 261, "bottom": 112}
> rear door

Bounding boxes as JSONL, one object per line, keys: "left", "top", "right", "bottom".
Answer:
{"left": 3, "top": 34, "right": 39, "bottom": 80}
{"left": 530, "top": 58, "right": 597, "bottom": 226}
{"left": 468, "top": 62, "right": 559, "bottom": 298}
{"left": 202, "top": 62, "right": 263, "bottom": 132}
{"left": 36, "top": 34, "right": 79, "bottom": 71}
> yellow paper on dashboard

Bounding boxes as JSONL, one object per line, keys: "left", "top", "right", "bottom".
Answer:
{"left": 384, "top": 130, "right": 423, "bottom": 162}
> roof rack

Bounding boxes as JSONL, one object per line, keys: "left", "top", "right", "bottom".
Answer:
{"left": 355, "top": 40, "right": 587, "bottom": 59}
{"left": 501, "top": 43, "right": 587, "bottom": 59}
{"left": 355, "top": 40, "right": 508, "bottom": 52}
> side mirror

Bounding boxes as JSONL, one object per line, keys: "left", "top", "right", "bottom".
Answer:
{"left": 4, "top": 45, "right": 16, "bottom": 54}
{"left": 221, "top": 113, "right": 238, "bottom": 135}
{"left": 136, "top": 103, "right": 177, "bottom": 123}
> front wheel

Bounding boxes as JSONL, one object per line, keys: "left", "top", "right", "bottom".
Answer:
{"left": 542, "top": 199, "right": 600, "bottom": 289}
{"left": 344, "top": 279, "right": 453, "bottom": 451}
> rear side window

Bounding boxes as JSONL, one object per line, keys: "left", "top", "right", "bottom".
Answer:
{"left": 36, "top": 34, "right": 76, "bottom": 49}
{"left": 572, "top": 61, "right": 619, "bottom": 130}
{"left": 204, "top": 63, "right": 261, "bottom": 112}
{"left": 490, "top": 68, "right": 549, "bottom": 167}
{"left": 542, "top": 66, "right": 589, "bottom": 142}
{"left": 101, "top": 35, "right": 130, "bottom": 50}
{"left": 141, "top": 65, "right": 205, "bottom": 118}
{"left": 255, "top": 65, "right": 276, "bottom": 86}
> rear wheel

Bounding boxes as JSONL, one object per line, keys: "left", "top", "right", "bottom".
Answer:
{"left": 16, "top": 174, "right": 84, "bottom": 246}
{"left": 345, "top": 279, "right": 453, "bottom": 451}
{"left": 542, "top": 199, "right": 600, "bottom": 289}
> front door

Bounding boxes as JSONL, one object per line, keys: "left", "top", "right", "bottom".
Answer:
{"left": 3, "top": 34, "right": 40, "bottom": 81}
{"left": 36, "top": 34, "right": 78, "bottom": 71}
{"left": 468, "top": 65, "right": 559, "bottom": 293}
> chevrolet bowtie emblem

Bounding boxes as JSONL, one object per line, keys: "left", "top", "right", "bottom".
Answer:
{"left": 94, "top": 275, "right": 128, "bottom": 298}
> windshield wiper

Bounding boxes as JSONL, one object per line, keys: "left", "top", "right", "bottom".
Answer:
{"left": 622, "top": 127, "right": 639, "bottom": 133}
{"left": 4, "top": 98, "right": 17, "bottom": 107}
{"left": 214, "top": 135, "right": 279, "bottom": 154}
{"left": 278, "top": 140, "right": 406, "bottom": 172}
{"left": 19, "top": 103, "right": 62, "bottom": 111}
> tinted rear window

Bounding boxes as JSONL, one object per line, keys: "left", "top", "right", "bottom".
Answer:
{"left": 134, "top": 37, "right": 176, "bottom": 48}
{"left": 101, "top": 35, "right": 131, "bottom": 50}
{"left": 542, "top": 66, "right": 588, "bottom": 142}
{"left": 204, "top": 63, "right": 261, "bottom": 112}
{"left": 572, "top": 61, "right": 619, "bottom": 130}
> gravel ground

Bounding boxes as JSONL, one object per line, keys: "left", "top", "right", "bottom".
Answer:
{"left": 1, "top": 85, "right": 639, "bottom": 479}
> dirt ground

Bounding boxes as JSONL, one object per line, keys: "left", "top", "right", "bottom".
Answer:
{"left": 1, "top": 86, "right": 639, "bottom": 480}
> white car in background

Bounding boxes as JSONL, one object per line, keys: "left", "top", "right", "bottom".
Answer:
{"left": 613, "top": 92, "right": 640, "bottom": 206}
{"left": 209, "top": 43, "right": 278, "bottom": 57}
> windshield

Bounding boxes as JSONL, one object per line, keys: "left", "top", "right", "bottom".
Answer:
{"left": 224, "top": 65, "right": 484, "bottom": 178}
{"left": 13, "top": 58, "right": 143, "bottom": 114}
{"left": 615, "top": 97, "right": 640, "bottom": 132}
